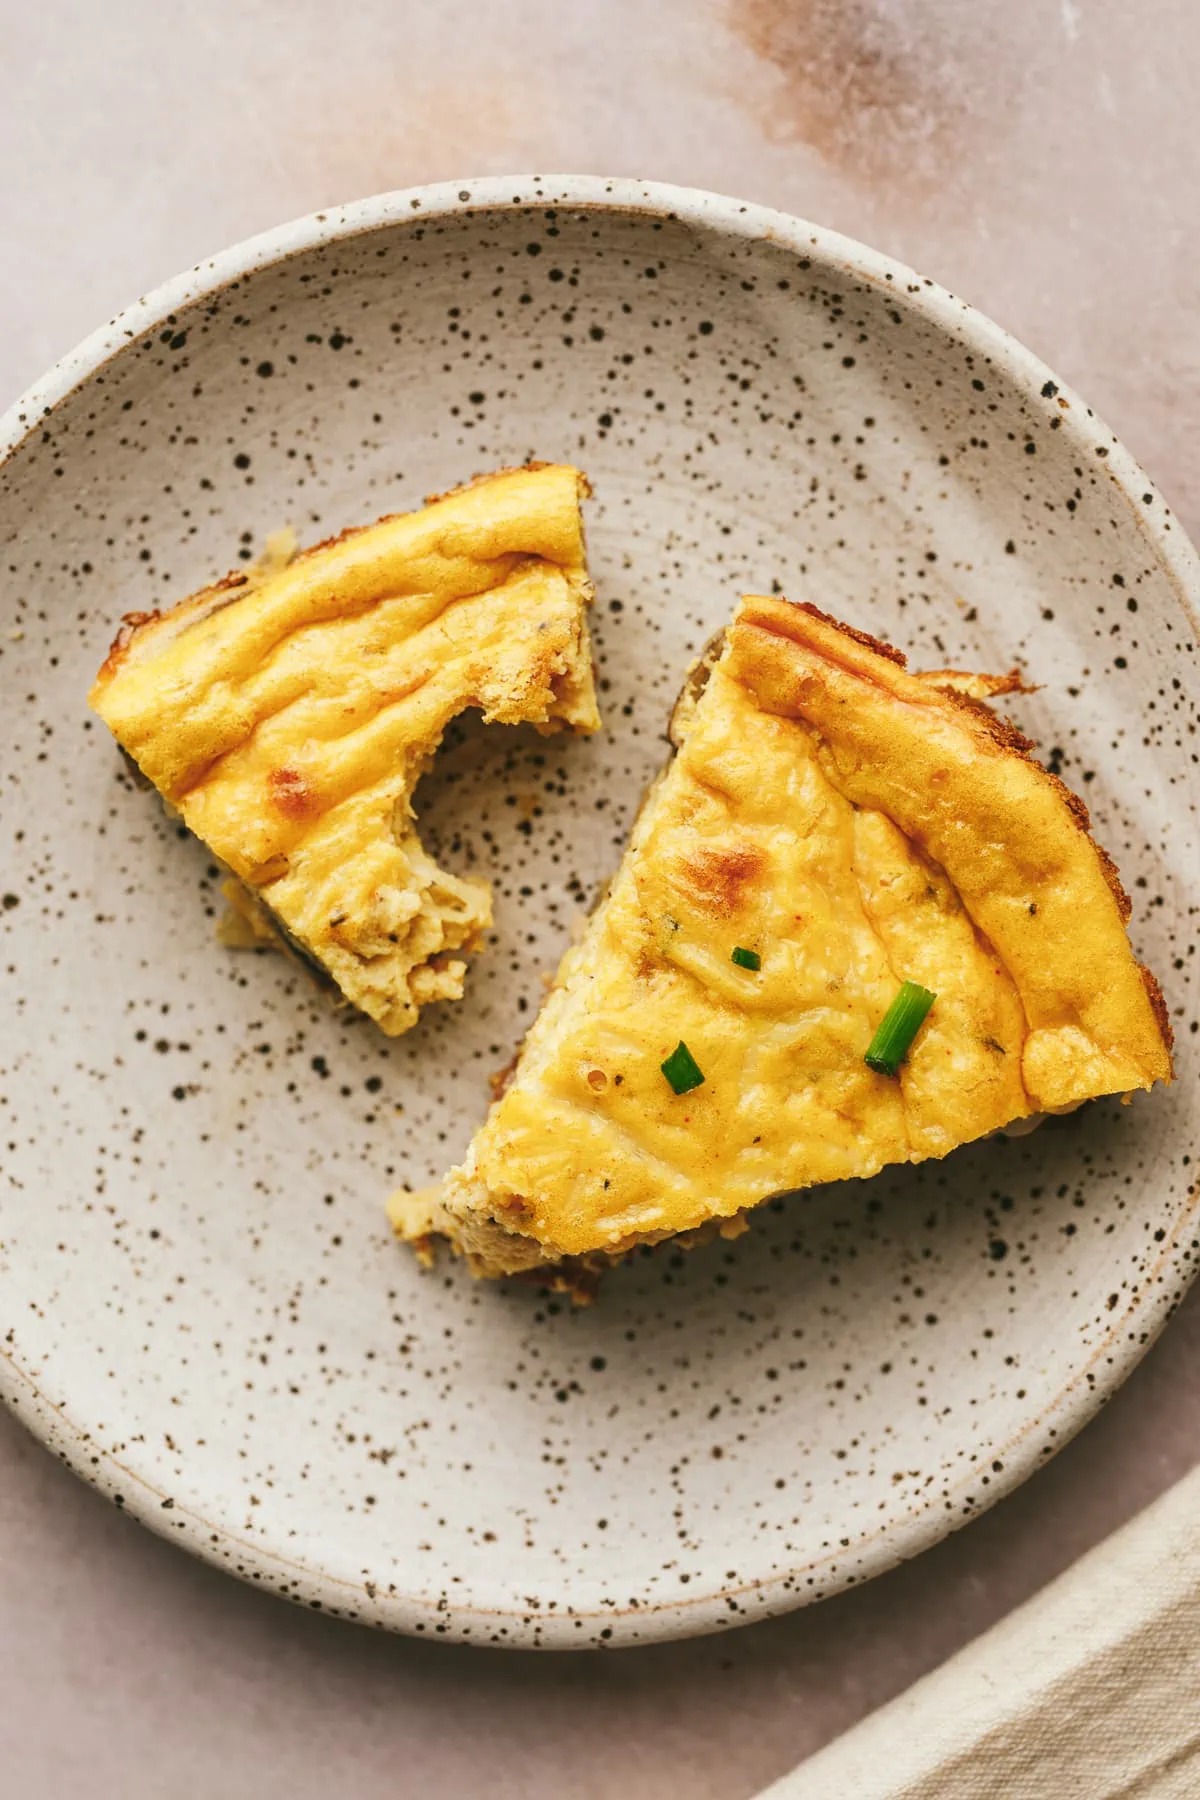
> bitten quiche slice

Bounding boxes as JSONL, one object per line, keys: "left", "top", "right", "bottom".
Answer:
{"left": 90, "top": 464, "right": 599, "bottom": 1035}
{"left": 390, "top": 595, "right": 1172, "bottom": 1282}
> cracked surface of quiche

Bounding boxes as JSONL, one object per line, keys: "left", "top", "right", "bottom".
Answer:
{"left": 89, "top": 463, "right": 599, "bottom": 1035}
{"left": 391, "top": 595, "right": 1172, "bottom": 1278}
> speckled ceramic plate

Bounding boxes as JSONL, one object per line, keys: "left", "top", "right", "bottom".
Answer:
{"left": 2, "top": 177, "right": 1198, "bottom": 1648}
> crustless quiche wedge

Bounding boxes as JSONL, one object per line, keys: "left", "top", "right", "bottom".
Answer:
{"left": 390, "top": 595, "right": 1173, "bottom": 1288}
{"left": 90, "top": 464, "right": 599, "bottom": 1035}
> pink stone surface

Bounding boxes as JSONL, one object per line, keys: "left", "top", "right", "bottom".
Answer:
{"left": 3, "top": 2, "right": 1198, "bottom": 1792}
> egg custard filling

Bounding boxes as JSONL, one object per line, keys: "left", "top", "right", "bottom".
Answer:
{"left": 390, "top": 595, "right": 1172, "bottom": 1287}
{"left": 89, "top": 464, "right": 599, "bottom": 1035}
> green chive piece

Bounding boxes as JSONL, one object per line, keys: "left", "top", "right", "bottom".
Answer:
{"left": 661, "top": 1040, "right": 705, "bottom": 1095}
{"left": 864, "top": 981, "right": 936, "bottom": 1078}
{"left": 731, "top": 946, "right": 761, "bottom": 971}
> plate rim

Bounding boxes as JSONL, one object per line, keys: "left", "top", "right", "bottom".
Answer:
{"left": 2, "top": 172, "right": 1198, "bottom": 1648}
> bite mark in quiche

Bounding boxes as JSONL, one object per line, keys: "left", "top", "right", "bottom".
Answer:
{"left": 390, "top": 595, "right": 1172, "bottom": 1285}
{"left": 89, "top": 464, "right": 599, "bottom": 1035}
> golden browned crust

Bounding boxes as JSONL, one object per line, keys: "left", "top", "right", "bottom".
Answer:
{"left": 750, "top": 599, "right": 1139, "bottom": 934}
{"left": 937, "top": 688, "right": 1132, "bottom": 925}
{"left": 923, "top": 666, "right": 1035, "bottom": 700}
{"left": 99, "top": 607, "right": 170, "bottom": 680}
{"left": 100, "top": 567, "right": 257, "bottom": 681}
{"left": 794, "top": 599, "right": 908, "bottom": 667}
{"left": 1141, "top": 963, "right": 1175, "bottom": 1053}
{"left": 423, "top": 458, "right": 594, "bottom": 508}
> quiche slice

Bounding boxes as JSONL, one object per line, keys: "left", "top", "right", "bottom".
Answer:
{"left": 90, "top": 464, "right": 599, "bottom": 1035}
{"left": 390, "top": 595, "right": 1172, "bottom": 1283}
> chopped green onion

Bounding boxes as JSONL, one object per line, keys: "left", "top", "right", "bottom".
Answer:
{"left": 731, "top": 946, "right": 761, "bottom": 971}
{"left": 865, "top": 981, "right": 936, "bottom": 1078}
{"left": 661, "top": 1040, "right": 705, "bottom": 1095}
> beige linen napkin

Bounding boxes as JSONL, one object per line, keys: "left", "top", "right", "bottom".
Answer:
{"left": 762, "top": 1463, "right": 1200, "bottom": 1799}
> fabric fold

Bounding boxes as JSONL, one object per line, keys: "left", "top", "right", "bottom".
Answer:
{"left": 762, "top": 1463, "right": 1200, "bottom": 1800}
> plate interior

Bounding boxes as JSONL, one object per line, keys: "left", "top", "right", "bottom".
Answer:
{"left": 1, "top": 191, "right": 1197, "bottom": 1645}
